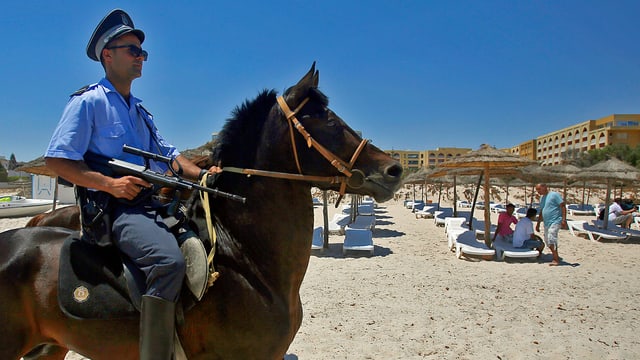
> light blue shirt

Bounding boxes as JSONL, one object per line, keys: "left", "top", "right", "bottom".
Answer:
{"left": 46, "top": 78, "right": 178, "bottom": 173}
{"left": 540, "top": 191, "right": 564, "bottom": 226}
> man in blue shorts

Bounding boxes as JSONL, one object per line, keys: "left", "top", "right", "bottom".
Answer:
{"left": 535, "top": 183, "right": 566, "bottom": 266}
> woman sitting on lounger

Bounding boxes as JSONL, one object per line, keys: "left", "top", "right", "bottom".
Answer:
{"left": 513, "top": 208, "right": 545, "bottom": 257}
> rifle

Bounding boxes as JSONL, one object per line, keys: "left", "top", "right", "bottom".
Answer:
{"left": 87, "top": 145, "right": 246, "bottom": 204}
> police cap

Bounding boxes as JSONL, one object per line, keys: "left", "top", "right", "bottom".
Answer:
{"left": 86, "top": 9, "right": 145, "bottom": 62}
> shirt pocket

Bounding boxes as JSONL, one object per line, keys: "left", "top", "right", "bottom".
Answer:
{"left": 95, "top": 122, "right": 126, "bottom": 139}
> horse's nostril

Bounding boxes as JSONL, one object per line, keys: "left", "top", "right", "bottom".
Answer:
{"left": 385, "top": 164, "right": 403, "bottom": 178}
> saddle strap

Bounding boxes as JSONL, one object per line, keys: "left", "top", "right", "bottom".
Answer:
{"left": 200, "top": 173, "right": 220, "bottom": 287}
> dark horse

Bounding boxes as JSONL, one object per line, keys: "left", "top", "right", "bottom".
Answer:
{"left": 0, "top": 64, "right": 403, "bottom": 359}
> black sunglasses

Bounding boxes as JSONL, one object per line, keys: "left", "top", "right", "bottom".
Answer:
{"left": 105, "top": 44, "right": 148, "bottom": 61}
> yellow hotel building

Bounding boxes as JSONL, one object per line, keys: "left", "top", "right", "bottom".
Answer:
{"left": 511, "top": 114, "right": 640, "bottom": 166}
{"left": 386, "top": 114, "right": 639, "bottom": 171}
{"left": 385, "top": 147, "right": 472, "bottom": 170}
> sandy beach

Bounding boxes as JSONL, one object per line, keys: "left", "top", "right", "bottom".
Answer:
{"left": 3, "top": 186, "right": 640, "bottom": 359}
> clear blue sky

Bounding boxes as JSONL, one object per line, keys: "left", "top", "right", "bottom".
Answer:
{"left": 1, "top": 1, "right": 639, "bottom": 162}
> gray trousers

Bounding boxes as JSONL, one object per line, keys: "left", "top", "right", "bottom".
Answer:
{"left": 111, "top": 202, "right": 186, "bottom": 302}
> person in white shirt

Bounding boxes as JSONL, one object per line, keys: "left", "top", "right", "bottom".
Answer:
{"left": 608, "top": 198, "right": 636, "bottom": 228}
{"left": 513, "top": 208, "right": 545, "bottom": 257}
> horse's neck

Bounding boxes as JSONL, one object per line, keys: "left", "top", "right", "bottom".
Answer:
{"left": 214, "top": 178, "right": 313, "bottom": 292}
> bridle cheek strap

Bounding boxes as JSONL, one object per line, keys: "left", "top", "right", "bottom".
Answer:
{"left": 223, "top": 96, "right": 368, "bottom": 205}
{"left": 276, "top": 96, "right": 368, "bottom": 183}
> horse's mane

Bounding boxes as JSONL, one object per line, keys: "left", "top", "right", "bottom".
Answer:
{"left": 212, "top": 89, "right": 278, "bottom": 167}
{"left": 211, "top": 86, "right": 329, "bottom": 168}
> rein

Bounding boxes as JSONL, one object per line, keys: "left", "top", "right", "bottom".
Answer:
{"left": 222, "top": 96, "right": 369, "bottom": 200}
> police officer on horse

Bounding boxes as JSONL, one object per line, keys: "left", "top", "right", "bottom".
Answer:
{"left": 45, "top": 9, "right": 216, "bottom": 359}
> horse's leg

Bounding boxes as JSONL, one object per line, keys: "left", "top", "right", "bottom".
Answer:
{"left": 21, "top": 344, "right": 68, "bottom": 360}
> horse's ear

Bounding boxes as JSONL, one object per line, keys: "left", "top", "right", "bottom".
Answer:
{"left": 284, "top": 62, "right": 319, "bottom": 108}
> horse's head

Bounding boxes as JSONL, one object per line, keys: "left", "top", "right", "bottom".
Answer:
{"left": 273, "top": 63, "right": 403, "bottom": 202}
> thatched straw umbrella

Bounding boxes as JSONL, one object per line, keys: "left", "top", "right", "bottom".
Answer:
{"left": 430, "top": 167, "right": 519, "bottom": 223}
{"left": 571, "top": 158, "right": 640, "bottom": 229}
{"left": 434, "top": 145, "right": 537, "bottom": 246}
{"left": 545, "top": 164, "right": 582, "bottom": 202}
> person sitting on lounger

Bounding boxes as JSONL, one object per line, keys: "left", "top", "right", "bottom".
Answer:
{"left": 609, "top": 198, "right": 636, "bottom": 229}
{"left": 513, "top": 208, "right": 545, "bottom": 257}
{"left": 493, "top": 203, "right": 517, "bottom": 243}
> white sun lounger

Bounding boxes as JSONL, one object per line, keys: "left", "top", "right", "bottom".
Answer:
{"left": 327, "top": 214, "right": 350, "bottom": 235}
{"left": 566, "top": 204, "right": 595, "bottom": 216}
{"left": 434, "top": 208, "right": 453, "bottom": 226}
{"left": 311, "top": 226, "right": 324, "bottom": 250}
{"left": 444, "top": 217, "right": 467, "bottom": 235}
{"left": 591, "top": 220, "right": 640, "bottom": 238}
{"left": 349, "top": 215, "right": 376, "bottom": 230}
{"left": 415, "top": 205, "right": 436, "bottom": 219}
{"left": 567, "top": 220, "right": 628, "bottom": 242}
{"left": 452, "top": 231, "right": 496, "bottom": 259}
{"left": 492, "top": 238, "right": 539, "bottom": 261}
{"left": 343, "top": 228, "right": 374, "bottom": 255}
{"left": 447, "top": 226, "right": 470, "bottom": 251}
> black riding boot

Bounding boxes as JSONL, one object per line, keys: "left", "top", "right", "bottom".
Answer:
{"left": 140, "top": 295, "right": 176, "bottom": 360}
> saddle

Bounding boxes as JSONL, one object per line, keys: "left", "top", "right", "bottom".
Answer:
{"left": 57, "top": 227, "right": 210, "bottom": 320}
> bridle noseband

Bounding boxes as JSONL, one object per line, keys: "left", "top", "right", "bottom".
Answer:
{"left": 223, "top": 95, "right": 369, "bottom": 201}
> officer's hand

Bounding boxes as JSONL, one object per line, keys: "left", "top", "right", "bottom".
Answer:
{"left": 198, "top": 166, "right": 223, "bottom": 181}
{"left": 109, "top": 176, "right": 152, "bottom": 200}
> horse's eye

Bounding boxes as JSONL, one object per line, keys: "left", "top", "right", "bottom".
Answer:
{"left": 327, "top": 118, "right": 336, "bottom": 127}
{"left": 301, "top": 115, "right": 311, "bottom": 119}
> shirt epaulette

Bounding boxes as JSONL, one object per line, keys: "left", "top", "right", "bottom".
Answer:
{"left": 137, "top": 103, "right": 153, "bottom": 117}
{"left": 70, "top": 84, "right": 94, "bottom": 97}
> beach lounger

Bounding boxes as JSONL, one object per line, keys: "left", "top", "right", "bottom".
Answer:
{"left": 471, "top": 220, "right": 497, "bottom": 240}
{"left": 311, "top": 226, "right": 324, "bottom": 250}
{"left": 328, "top": 213, "right": 350, "bottom": 235}
{"left": 567, "top": 220, "right": 628, "bottom": 242}
{"left": 444, "top": 218, "right": 468, "bottom": 251}
{"left": 453, "top": 231, "right": 496, "bottom": 259}
{"left": 434, "top": 208, "right": 453, "bottom": 226}
{"left": 405, "top": 200, "right": 424, "bottom": 209}
{"left": 358, "top": 203, "right": 375, "bottom": 216}
{"left": 349, "top": 215, "right": 376, "bottom": 230}
{"left": 415, "top": 205, "right": 436, "bottom": 219}
{"left": 343, "top": 228, "right": 374, "bottom": 255}
{"left": 492, "top": 238, "right": 539, "bottom": 261}
{"left": 591, "top": 220, "right": 640, "bottom": 238}
{"left": 447, "top": 225, "right": 469, "bottom": 251}
{"left": 444, "top": 217, "right": 466, "bottom": 235}
{"left": 566, "top": 204, "right": 595, "bottom": 216}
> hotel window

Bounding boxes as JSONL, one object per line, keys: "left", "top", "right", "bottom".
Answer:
{"left": 616, "top": 133, "right": 628, "bottom": 140}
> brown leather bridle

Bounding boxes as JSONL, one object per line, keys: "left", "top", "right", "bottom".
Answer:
{"left": 223, "top": 95, "right": 369, "bottom": 201}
